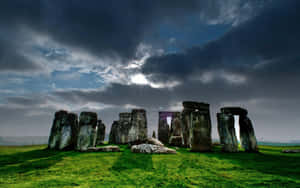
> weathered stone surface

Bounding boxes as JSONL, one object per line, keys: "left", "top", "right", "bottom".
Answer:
{"left": 282, "top": 149, "right": 300, "bottom": 153}
{"left": 239, "top": 115, "right": 258, "bottom": 152}
{"left": 76, "top": 112, "right": 98, "bottom": 151}
{"left": 131, "top": 144, "right": 176, "bottom": 154}
{"left": 58, "top": 113, "right": 78, "bottom": 150}
{"left": 146, "top": 138, "right": 164, "bottom": 146}
{"left": 96, "top": 120, "right": 106, "bottom": 145}
{"left": 221, "top": 107, "right": 248, "bottom": 116}
{"left": 190, "top": 111, "right": 212, "bottom": 152}
{"left": 128, "top": 109, "right": 147, "bottom": 143}
{"left": 48, "top": 111, "right": 78, "bottom": 150}
{"left": 169, "top": 112, "right": 183, "bottom": 146}
{"left": 117, "top": 113, "right": 132, "bottom": 144}
{"left": 152, "top": 130, "right": 156, "bottom": 138}
{"left": 85, "top": 146, "right": 120, "bottom": 152}
{"left": 109, "top": 121, "right": 119, "bottom": 144}
{"left": 217, "top": 113, "right": 238, "bottom": 152}
{"left": 48, "top": 110, "right": 68, "bottom": 149}
{"left": 181, "top": 101, "right": 212, "bottom": 151}
{"left": 158, "top": 112, "right": 170, "bottom": 144}
{"left": 181, "top": 109, "right": 192, "bottom": 147}
{"left": 169, "top": 136, "right": 183, "bottom": 147}
{"left": 109, "top": 110, "right": 147, "bottom": 144}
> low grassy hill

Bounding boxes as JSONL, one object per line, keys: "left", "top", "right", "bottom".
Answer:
{"left": 0, "top": 144, "right": 300, "bottom": 187}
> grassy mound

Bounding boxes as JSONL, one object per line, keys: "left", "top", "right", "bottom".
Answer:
{"left": 0, "top": 144, "right": 300, "bottom": 187}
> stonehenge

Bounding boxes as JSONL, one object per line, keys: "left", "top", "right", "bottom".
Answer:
{"left": 48, "top": 110, "right": 78, "bottom": 150}
{"left": 48, "top": 102, "right": 259, "bottom": 154}
{"left": 96, "top": 120, "right": 106, "bottom": 145}
{"left": 182, "top": 101, "right": 212, "bottom": 152}
{"left": 158, "top": 111, "right": 184, "bottom": 146}
{"left": 76, "top": 112, "right": 98, "bottom": 151}
{"left": 217, "top": 107, "right": 258, "bottom": 152}
{"left": 109, "top": 109, "right": 147, "bottom": 144}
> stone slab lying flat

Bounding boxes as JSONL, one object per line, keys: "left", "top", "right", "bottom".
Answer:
{"left": 82, "top": 145, "right": 120, "bottom": 152}
{"left": 282, "top": 149, "right": 300, "bottom": 153}
{"left": 131, "top": 144, "right": 176, "bottom": 154}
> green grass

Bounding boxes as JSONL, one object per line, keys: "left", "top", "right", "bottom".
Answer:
{"left": 0, "top": 144, "right": 300, "bottom": 187}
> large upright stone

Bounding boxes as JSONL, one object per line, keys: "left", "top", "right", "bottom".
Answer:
{"left": 48, "top": 111, "right": 78, "bottom": 150}
{"left": 128, "top": 109, "right": 147, "bottom": 143}
{"left": 217, "top": 113, "right": 238, "bottom": 152}
{"left": 158, "top": 112, "right": 171, "bottom": 144}
{"left": 96, "top": 120, "right": 106, "bottom": 145}
{"left": 117, "top": 113, "right": 132, "bottom": 144}
{"left": 239, "top": 115, "right": 258, "bottom": 152}
{"left": 169, "top": 112, "right": 183, "bottom": 146}
{"left": 109, "top": 121, "right": 119, "bottom": 144}
{"left": 76, "top": 112, "right": 98, "bottom": 151}
{"left": 48, "top": 110, "right": 68, "bottom": 149}
{"left": 182, "top": 101, "right": 212, "bottom": 151}
{"left": 59, "top": 113, "right": 78, "bottom": 150}
{"left": 190, "top": 111, "right": 212, "bottom": 151}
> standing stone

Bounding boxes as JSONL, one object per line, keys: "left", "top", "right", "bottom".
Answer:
{"left": 190, "top": 111, "right": 212, "bottom": 151}
{"left": 117, "top": 113, "right": 132, "bottom": 144}
{"left": 239, "top": 115, "right": 258, "bottom": 152}
{"left": 128, "top": 109, "right": 147, "bottom": 143}
{"left": 217, "top": 113, "right": 238, "bottom": 152}
{"left": 76, "top": 112, "right": 98, "bottom": 151}
{"left": 152, "top": 131, "right": 156, "bottom": 138}
{"left": 48, "top": 110, "right": 68, "bottom": 149}
{"left": 96, "top": 120, "right": 106, "bottom": 145}
{"left": 181, "top": 109, "right": 192, "bottom": 147}
{"left": 158, "top": 112, "right": 171, "bottom": 144}
{"left": 58, "top": 113, "right": 78, "bottom": 150}
{"left": 48, "top": 111, "right": 78, "bottom": 150}
{"left": 109, "top": 121, "right": 119, "bottom": 144}
{"left": 182, "top": 101, "right": 212, "bottom": 151}
{"left": 169, "top": 112, "right": 183, "bottom": 146}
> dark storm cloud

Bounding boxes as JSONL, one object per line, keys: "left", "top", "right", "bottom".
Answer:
{"left": 0, "top": 0, "right": 226, "bottom": 59}
{"left": 142, "top": 1, "right": 300, "bottom": 82}
{"left": 0, "top": 0, "right": 267, "bottom": 73}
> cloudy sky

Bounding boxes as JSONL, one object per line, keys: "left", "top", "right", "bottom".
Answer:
{"left": 0, "top": 0, "right": 299, "bottom": 142}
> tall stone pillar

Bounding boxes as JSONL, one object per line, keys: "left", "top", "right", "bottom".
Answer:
{"left": 96, "top": 120, "right": 106, "bottom": 145}
{"left": 76, "top": 112, "right": 98, "bottom": 151}
{"left": 158, "top": 112, "right": 170, "bottom": 144}
{"left": 128, "top": 109, "right": 147, "bottom": 143}
{"left": 169, "top": 112, "right": 183, "bottom": 146}
{"left": 48, "top": 110, "right": 78, "bottom": 150}
{"left": 48, "top": 110, "right": 68, "bottom": 149}
{"left": 182, "top": 101, "right": 212, "bottom": 151}
{"left": 217, "top": 113, "right": 238, "bottom": 152}
{"left": 109, "top": 121, "right": 119, "bottom": 144}
{"left": 117, "top": 113, "right": 132, "bottom": 144}
{"left": 239, "top": 115, "right": 258, "bottom": 152}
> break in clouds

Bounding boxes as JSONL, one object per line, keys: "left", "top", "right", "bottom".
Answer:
{"left": 0, "top": 0, "right": 299, "bottom": 142}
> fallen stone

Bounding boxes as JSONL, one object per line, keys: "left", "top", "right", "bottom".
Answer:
{"left": 282, "top": 149, "right": 300, "bottom": 153}
{"left": 85, "top": 146, "right": 120, "bottom": 152}
{"left": 146, "top": 137, "right": 164, "bottom": 146}
{"left": 131, "top": 144, "right": 176, "bottom": 154}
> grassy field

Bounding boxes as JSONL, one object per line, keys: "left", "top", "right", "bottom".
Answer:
{"left": 0, "top": 144, "right": 300, "bottom": 187}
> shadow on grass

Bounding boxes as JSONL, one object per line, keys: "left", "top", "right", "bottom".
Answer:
{"left": 110, "top": 146, "right": 153, "bottom": 172}
{"left": 205, "top": 147, "right": 300, "bottom": 180}
{"left": 0, "top": 148, "right": 79, "bottom": 175}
